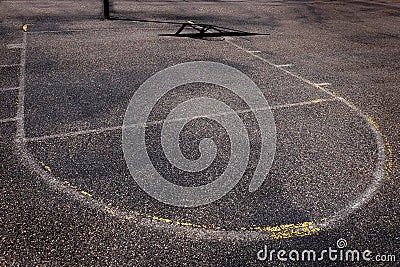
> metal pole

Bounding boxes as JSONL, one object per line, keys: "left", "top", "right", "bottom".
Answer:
{"left": 103, "top": 0, "right": 110, "bottom": 20}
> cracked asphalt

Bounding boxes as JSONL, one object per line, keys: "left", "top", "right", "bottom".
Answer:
{"left": 1, "top": 0, "right": 399, "bottom": 266}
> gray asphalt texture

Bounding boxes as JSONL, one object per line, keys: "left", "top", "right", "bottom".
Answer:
{"left": 1, "top": 0, "right": 399, "bottom": 266}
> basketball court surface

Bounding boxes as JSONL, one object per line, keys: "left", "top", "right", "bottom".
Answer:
{"left": 1, "top": 0, "right": 399, "bottom": 265}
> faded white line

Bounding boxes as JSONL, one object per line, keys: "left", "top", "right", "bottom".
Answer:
{"left": 25, "top": 98, "right": 337, "bottom": 142}
{"left": 225, "top": 39, "right": 338, "bottom": 98}
{"left": 11, "top": 29, "right": 247, "bottom": 242}
{"left": 13, "top": 29, "right": 389, "bottom": 242}
{"left": 0, "top": 87, "right": 19, "bottom": 92}
{"left": 276, "top": 64, "right": 294, "bottom": 68}
{"left": 13, "top": 31, "right": 113, "bottom": 230}
{"left": 15, "top": 32, "right": 27, "bottom": 137}
{"left": 0, "top": 64, "right": 21, "bottom": 68}
{"left": 7, "top": 43, "right": 23, "bottom": 49}
{"left": 28, "top": 27, "right": 164, "bottom": 34}
{"left": 0, "top": 117, "right": 21, "bottom": 123}
{"left": 316, "top": 82, "right": 331, "bottom": 86}
{"left": 224, "top": 38, "right": 387, "bottom": 230}
{"left": 25, "top": 125, "right": 122, "bottom": 142}
{"left": 28, "top": 29, "right": 89, "bottom": 34}
{"left": 271, "top": 97, "right": 337, "bottom": 109}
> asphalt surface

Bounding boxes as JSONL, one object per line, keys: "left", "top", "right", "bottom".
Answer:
{"left": 1, "top": 0, "right": 399, "bottom": 266}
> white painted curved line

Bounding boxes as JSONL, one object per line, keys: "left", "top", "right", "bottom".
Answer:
{"left": 14, "top": 31, "right": 389, "bottom": 241}
{"left": 224, "top": 39, "right": 388, "bottom": 231}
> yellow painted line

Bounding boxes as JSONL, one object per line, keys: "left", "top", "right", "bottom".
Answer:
{"left": 270, "top": 97, "right": 338, "bottom": 109}
{"left": 151, "top": 216, "right": 172, "bottom": 224}
{"left": 33, "top": 87, "right": 391, "bottom": 242}
{"left": 34, "top": 93, "right": 391, "bottom": 240}
{"left": 224, "top": 39, "right": 391, "bottom": 238}
{"left": 80, "top": 190, "right": 92, "bottom": 197}
{"left": 104, "top": 205, "right": 117, "bottom": 216}
{"left": 39, "top": 161, "right": 52, "bottom": 173}
{"left": 48, "top": 169, "right": 321, "bottom": 239}
{"left": 28, "top": 36, "right": 393, "bottom": 241}
{"left": 62, "top": 180, "right": 94, "bottom": 197}
{"left": 239, "top": 221, "right": 322, "bottom": 239}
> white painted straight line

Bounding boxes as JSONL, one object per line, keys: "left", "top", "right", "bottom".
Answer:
{"left": 12, "top": 29, "right": 129, "bottom": 239}
{"left": 25, "top": 97, "right": 338, "bottom": 142}
{"left": 316, "top": 82, "right": 331, "bottom": 86}
{"left": 7, "top": 43, "right": 23, "bottom": 49}
{"left": 247, "top": 50, "right": 261, "bottom": 53}
{"left": 25, "top": 125, "right": 122, "bottom": 142}
{"left": 270, "top": 97, "right": 338, "bottom": 109}
{"left": 0, "top": 63, "right": 21, "bottom": 68}
{"left": 28, "top": 29, "right": 87, "bottom": 34}
{"left": 15, "top": 31, "right": 27, "bottom": 140}
{"left": 0, "top": 117, "right": 21, "bottom": 123}
{"left": 224, "top": 39, "right": 337, "bottom": 98}
{"left": 0, "top": 87, "right": 19, "bottom": 92}
{"left": 276, "top": 64, "right": 294, "bottom": 68}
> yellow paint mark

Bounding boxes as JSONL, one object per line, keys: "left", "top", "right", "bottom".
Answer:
{"left": 59, "top": 176, "right": 323, "bottom": 239}
{"left": 151, "top": 216, "right": 172, "bottom": 223}
{"left": 104, "top": 205, "right": 117, "bottom": 216}
{"left": 39, "top": 161, "right": 52, "bottom": 173}
{"left": 245, "top": 221, "right": 321, "bottom": 240}
{"left": 176, "top": 221, "right": 194, "bottom": 227}
{"left": 308, "top": 99, "right": 324, "bottom": 104}
{"left": 273, "top": 98, "right": 337, "bottom": 110}
{"left": 124, "top": 215, "right": 134, "bottom": 221}
{"left": 80, "top": 190, "right": 92, "bottom": 197}
{"left": 63, "top": 180, "right": 93, "bottom": 198}
{"left": 187, "top": 20, "right": 195, "bottom": 24}
{"left": 32, "top": 46, "right": 391, "bottom": 242}
{"left": 309, "top": 82, "right": 338, "bottom": 96}
{"left": 22, "top": 24, "right": 28, "bottom": 32}
{"left": 34, "top": 85, "right": 390, "bottom": 241}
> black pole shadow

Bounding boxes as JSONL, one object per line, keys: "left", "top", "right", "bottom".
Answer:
{"left": 159, "top": 21, "right": 270, "bottom": 39}
{"left": 102, "top": 1, "right": 269, "bottom": 39}
{"left": 109, "top": 17, "right": 269, "bottom": 39}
